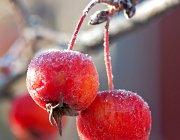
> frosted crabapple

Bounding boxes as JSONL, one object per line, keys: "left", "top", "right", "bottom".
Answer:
{"left": 77, "top": 90, "right": 151, "bottom": 140}
{"left": 26, "top": 49, "right": 99, "bottom": 111}
{"left": 9, "top": 93, "right": 65, "bottom": 140}
{"left": 26, "top": 49, "right": 99, "bottom": 134}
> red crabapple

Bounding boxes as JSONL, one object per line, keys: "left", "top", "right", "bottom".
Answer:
{"left": 26, "top": 49, "right": 99, "bottom": 134}
{"left": 77, "top": 90, "right": 151, "bottom": 140}
{"left": 9, "top": 93, "right": 65, "bottom": 140}
{"left": 26, "top": 49, "right": 99, "bottom": 111}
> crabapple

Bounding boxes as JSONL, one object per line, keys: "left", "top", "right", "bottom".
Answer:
{"left": 26, "top": 49, "right": 99, "bottom": 111}
{"left": 9, "top": 93, "right": 65, "bottom": 140}
{"left": 77, "top": 90, "right": 151, "bottom": 140}
{"left": 26, "top": 49, "right": 99, "bottom": 134}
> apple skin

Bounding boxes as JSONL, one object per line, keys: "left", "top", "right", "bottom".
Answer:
{"left": 77, "top": 90, "right": 151, "bottom": 140}
{"left": 26, "top": 49, "right": 99, "bottom": 111}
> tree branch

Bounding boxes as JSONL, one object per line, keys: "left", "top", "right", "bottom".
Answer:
{"left": 77, "top": 0, "right": 180, "bottom": 52}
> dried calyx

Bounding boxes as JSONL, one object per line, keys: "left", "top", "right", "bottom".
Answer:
{"left": 46, "top": 92, "right": 78, "bottom": 136}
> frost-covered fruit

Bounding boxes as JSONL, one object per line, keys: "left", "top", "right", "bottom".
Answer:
{"left": 26, "top": 49, "right": 99, "bottom": 111}
{"left": 9, "top": 94, "right": 65, "bottom": 140}
{"left": 77, "top": 90, "right": 151, "bottom": 140}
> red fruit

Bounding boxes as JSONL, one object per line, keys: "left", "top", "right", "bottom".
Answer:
{"left": 26, "top": 49, "right": 99, "bottom": 111}
{"left": 9, "top": 93, "right": 65, "bottom": 140}
{"left": 77, "top": 90, "right": 151, "bottom": 140}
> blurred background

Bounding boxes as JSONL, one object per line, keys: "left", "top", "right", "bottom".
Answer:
{"left": 0, "top": 0, "right": 179, "bottom": 140}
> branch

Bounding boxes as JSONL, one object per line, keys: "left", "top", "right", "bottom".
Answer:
{"left": 9, "top": 0, "right": 33, "bottom": 27}
{"left": 77, "top": 0, "right": 180, "bottom": 52}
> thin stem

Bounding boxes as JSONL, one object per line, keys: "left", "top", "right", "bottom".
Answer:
{"left": 67, "top": 0, "right": 98, "bottom": 50}
{"left": 104, "top": 16, "right": 114, "bottom": 90}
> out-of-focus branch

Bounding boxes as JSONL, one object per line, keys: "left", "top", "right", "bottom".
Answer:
{"left": 9, "top": 0, "right": 48, "bottom": 28}
{"left": 0, "top": 0, "right": 179, "bottom": 99}
{"left": 9, "top": 0, "right": 33, "bottom": 27}
{"left": 5, "top": 0, "right": 69, "bottom": 64}
{"left": 0, "top": 27, "right": 69, "bottom": 67}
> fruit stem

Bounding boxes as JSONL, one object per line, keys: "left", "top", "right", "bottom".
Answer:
{"left": 104, "top": 14, "right": 114, "bottom": 90}
{"left": 67, "top": 0, "right": 98, "bottom": 50}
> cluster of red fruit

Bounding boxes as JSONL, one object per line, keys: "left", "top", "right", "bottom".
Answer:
{"left": 10, "top": 0, "right": 152, "bottom": 140}
{"left": 25, "top": 49, "right": 151, "bottom": 140}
